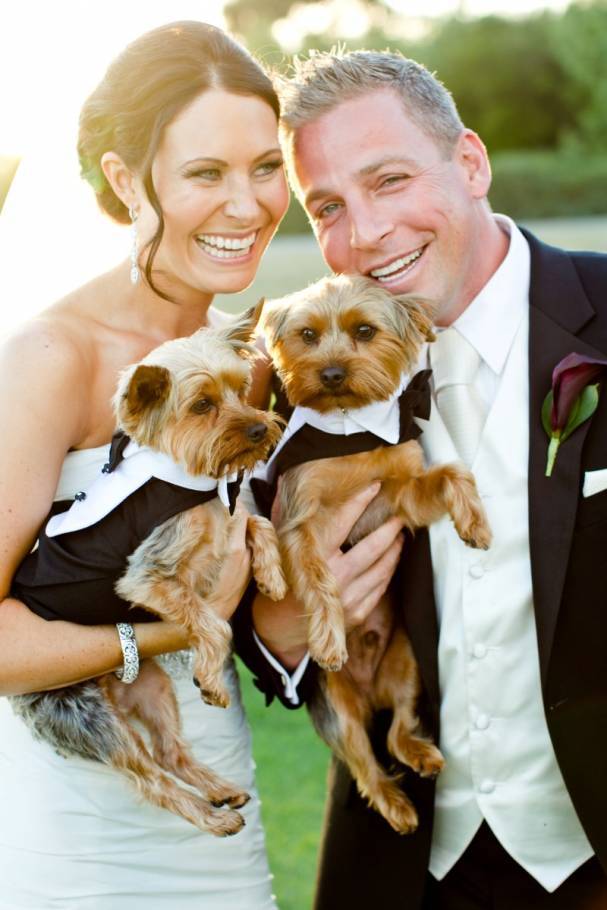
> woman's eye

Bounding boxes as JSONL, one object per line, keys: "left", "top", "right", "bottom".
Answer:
{"left": 254, "top": 159, "right": 283, "bottom": 178}
{"left": 186, "top": 168, "right": 222, "bottom": 182}
{"left": 301, "top": 327, "right": 318, "bottom": 344}
{"left": 355, "top": 324, "right": 376, "bottom": 341}
{"left": 191, "top": 398, "right": 212, "bottom": 414}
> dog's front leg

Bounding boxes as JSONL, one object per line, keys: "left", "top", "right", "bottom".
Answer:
{"left": 377, "top": 443, "right": 492, "bottom": 549}
{"left": 279, "top": 522, "right": 347, "bottom": 671}
{"left": 246, "top": 514, "right": 288, "bottom": 601}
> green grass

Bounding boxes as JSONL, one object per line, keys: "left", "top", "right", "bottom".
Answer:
{"left": 237, "top": 659, "right": 329, "bottom": 910}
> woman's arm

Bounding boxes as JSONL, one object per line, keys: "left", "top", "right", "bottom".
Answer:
{"left": 0, "top": 323, "right": 251, "bottom": 696}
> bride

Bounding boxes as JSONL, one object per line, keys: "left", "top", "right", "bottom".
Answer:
{"left": 0, "top": 19, "right": 405, "bottom": 909}
{"left": 0, "top": 21, "right": 287, "bottom": 910}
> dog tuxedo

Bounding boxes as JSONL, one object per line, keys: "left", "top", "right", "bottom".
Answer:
{"left": 12, "top": 431, "right": 243, "bottom": 626}
{"left": 250, "top": 370, "right": 432, "bottom": 518}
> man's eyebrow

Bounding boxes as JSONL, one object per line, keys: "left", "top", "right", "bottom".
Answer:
{"left": 356, "top": 155, "right": 417, "bottom": 177}
{"left": 304, "top": 155, "right": 417, "bottom": 207}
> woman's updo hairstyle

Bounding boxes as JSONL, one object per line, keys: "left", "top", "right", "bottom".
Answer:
{"left": 78, "top": 21, "right": 279, "bottom": 294}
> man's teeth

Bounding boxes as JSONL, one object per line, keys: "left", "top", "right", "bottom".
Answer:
{"left": 196, "top": 232, "right": 256, "bottom": 258}
{"left": 370, "top": 249, "right": 422, "bottom": 279}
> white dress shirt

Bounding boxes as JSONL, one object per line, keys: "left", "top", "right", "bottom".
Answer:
{"left": 424, "top": 215, "right": 593, "bottom": 890}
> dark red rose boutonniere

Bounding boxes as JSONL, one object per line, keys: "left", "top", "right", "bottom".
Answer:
{"left": 542, "top": 353, "right": 607, "bottom": 476}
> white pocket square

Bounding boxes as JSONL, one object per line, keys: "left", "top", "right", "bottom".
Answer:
{"left": 583, "top": 469, "right": 607, "bottom": 498}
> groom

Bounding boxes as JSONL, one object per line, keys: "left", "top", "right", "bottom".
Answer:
{"left": 238, "top": 49, "right": 607, "bottom": 908}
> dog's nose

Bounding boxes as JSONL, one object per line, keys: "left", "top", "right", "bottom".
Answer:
{"left": 246, "top": 422, "right": 268, "bottom": 442}
{"left": 320, "top": 366, "right": 346, "bottom": 388}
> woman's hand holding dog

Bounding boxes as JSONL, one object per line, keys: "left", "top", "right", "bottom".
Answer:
{"left": 252, "top": 483, "right": 405, "bottom": 670}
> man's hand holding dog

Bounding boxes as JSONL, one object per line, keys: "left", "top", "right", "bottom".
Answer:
{"left": 252, "top": 483, "right": 404, "bottom": 669}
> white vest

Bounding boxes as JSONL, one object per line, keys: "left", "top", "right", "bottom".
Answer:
{"left": 422, "top": 311, "right": 594, "bottom": 891}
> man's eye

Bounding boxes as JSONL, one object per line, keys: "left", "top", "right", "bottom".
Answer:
{"left": 191, "top": 398, "right": 213, "bottom": 414}
{"left": 355, "top": 324, "right": 376, "bottom": 341}
{"left": 301, "top": 327, "right": 318, "bottom": 344}
{"left": 316, "top": 202, "right": 341, "bottom": 220}
{"left": 379, "top": 175, "right": 407, "bottom": 189}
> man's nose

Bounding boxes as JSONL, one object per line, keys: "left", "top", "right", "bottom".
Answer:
{"left": 349, "top": 201, "right": 392, "bottom": 251}
{"left": 224, "top": 178, "right": 260, "bottom": 222}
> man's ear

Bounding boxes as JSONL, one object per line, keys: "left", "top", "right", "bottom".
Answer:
{"left": 222, "top": 298, "right": 265, "bottom": 346}
{"left": 456, "top": 130, "right": 492, "bottom": 199}
{"left": 117, "top": 364, "right": 172, "bottom": 443}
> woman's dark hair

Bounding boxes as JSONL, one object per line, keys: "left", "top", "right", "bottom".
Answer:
{"left": 78, "top": 21, "right": 280, "bottom": 297}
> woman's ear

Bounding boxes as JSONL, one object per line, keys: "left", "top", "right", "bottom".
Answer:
{"left": 101, "top": 151, "right": 139, "bottom": 213}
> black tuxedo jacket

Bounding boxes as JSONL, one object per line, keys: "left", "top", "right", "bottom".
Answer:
{"left": 234, "top": 231, "right": 607, "bottom": 909}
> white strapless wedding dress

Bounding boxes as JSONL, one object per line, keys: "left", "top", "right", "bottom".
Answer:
{"left": 0, "top": 446, "right": 277, "bottom": 910}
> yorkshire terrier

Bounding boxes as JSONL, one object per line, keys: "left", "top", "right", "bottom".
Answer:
{"left": 256, "top": 275, "right": 492, "bottom": 833}
{"left": 10, "top": 303, "right": 286, "bottom": 837}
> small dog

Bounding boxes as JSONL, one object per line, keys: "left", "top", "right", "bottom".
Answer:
{"left": 257, "top": 275, "right": 492, "bottom": 833}
{"left": 11, "top": 304, "right": 286, "bottom": 836}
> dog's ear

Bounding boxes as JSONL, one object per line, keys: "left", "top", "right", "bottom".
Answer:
{"left": 391, "top": 294, "right": 436, "bottom": 342}
{"left": 258, "top": 298, "right": 290, "bottom": 349}
{"left": 223, "top": 298, "right": 265, "bottom": 345}
{"left": 117, "top": 364, "right": 172, "bottom": 443}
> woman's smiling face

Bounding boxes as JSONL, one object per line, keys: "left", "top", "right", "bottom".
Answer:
{"left": 136, "top": 89, "right": 289, "bottom": 299}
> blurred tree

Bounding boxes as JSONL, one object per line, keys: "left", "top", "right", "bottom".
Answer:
{"left": 550, "top": 0, "right": 607, "bottom": 151}
{"left": 411, "top": 13, "right": 581, "bottom": 153}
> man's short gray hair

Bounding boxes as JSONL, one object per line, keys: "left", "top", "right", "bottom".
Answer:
{"left": 278, "top": 48, "right": 464, "bottom": 162}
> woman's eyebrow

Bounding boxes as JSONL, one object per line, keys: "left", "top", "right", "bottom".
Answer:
{"left": 182, "top": 148, "right": 283, "bottom": 169}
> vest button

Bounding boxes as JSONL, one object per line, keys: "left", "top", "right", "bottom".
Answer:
{"left": 475, "top": 714, "right": 490, "bottom": 730}
{"left": 479, "top": 779, "right": 495, "bottom": 794}
{"left": 469, "top": 563, "right": 485, "bottom": 579}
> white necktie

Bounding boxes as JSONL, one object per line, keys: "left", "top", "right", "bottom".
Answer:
{"left": 430, "top": 328, "right": 486, "bottom": 467}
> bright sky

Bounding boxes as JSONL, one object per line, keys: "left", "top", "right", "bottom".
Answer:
{"left": 1, "top": 0, "right": 572, "bottom": 155}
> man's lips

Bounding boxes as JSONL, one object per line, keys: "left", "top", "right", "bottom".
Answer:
{"left": 368, "top": 246, "right": 425, "bottom": 282}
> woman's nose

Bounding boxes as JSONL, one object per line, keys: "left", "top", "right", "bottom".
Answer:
{"left": 223, "top": 178, "right": 260, "bottom": 222}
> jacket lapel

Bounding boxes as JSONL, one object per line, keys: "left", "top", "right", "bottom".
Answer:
{"left": 525, "top": 231, "right": 602, "bottom": 686}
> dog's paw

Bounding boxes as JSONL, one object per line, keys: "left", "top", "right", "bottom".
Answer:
{"left": 205, "top": 807, "right": 246, "bottom": 838}
{"left": 192, "top": 677, "right": 231, "bottom": 709}
{"left": 456, "top": 509, "right": 492, "bottom": 551}
{"left": 375, "top": 789, "right": 419, "bottom": 835}
{"left": 255, "top": 566, "right": 288, "bottom": 602}
{"left": 310, "top": 643, "right": 348, "bottom": 673}
{"left": 398, "top": 739, "right": 445, "bottom": 779}
{"left": 211, "top": 790, "right": 251, "bottom": 810}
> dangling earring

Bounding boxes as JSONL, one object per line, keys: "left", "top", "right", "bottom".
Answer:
{"left": 128, "top": 205, "right": 140, "bottom": 285}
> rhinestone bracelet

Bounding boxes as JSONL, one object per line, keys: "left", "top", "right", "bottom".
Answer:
{"left": 114, "top": 623, "right": 139, "bottom": 684}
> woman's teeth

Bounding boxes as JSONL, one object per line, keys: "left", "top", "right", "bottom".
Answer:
{"left": 371, "top": 248, "right": 422, "bottom": 281}
{"left": 196, "top": 232, "right": 256, "bottom": 258}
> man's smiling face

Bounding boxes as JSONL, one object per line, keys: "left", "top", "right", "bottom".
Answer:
{"left": 292, "top": 88, "right": 495, "bottom": 324}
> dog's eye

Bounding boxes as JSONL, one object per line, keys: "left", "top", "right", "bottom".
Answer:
{"left": 301, "top": 327, "right": 318, "bottom": 344}
{"left": 355, "top": 324, "right": 376, "bottom": 341}
{"left": 190, "top": 398, "right": 213, "bottom": 414}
